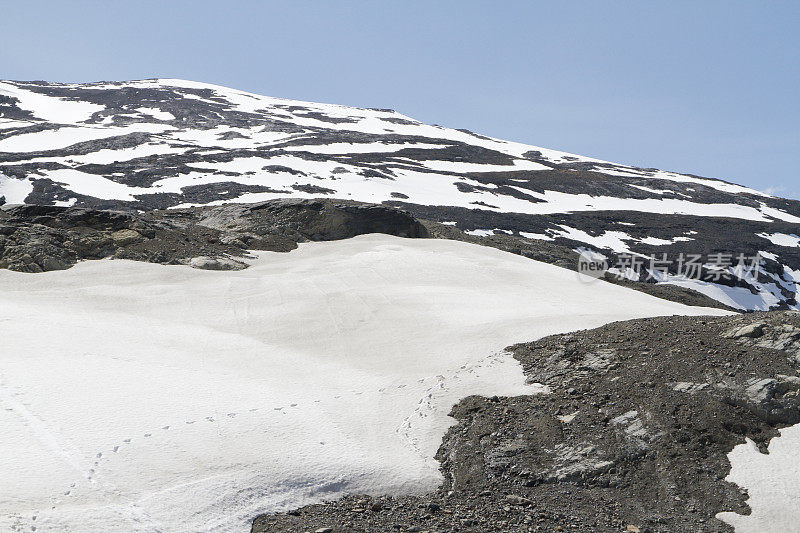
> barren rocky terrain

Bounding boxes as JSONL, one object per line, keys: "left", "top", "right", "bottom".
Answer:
{"left": 255, "top": 312, "right": 800, "bottom": 532}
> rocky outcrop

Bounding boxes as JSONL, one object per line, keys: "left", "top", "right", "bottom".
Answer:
{"left": 192, "top": 198, "right": 428, "bottom": 242}
{"left": 255, "top": 312, "right": 800, "bottom": 533}
{"left": 0, "top": 200, "right": 428, "bottom": 273}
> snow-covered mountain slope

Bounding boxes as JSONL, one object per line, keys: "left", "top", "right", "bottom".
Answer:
{"left": 1, "top": 78, "right": 800, "bottom": 310}
{"left": 0, "top": 79, "right": 776, "bottom": 210}
{"left": 0, "top": 234, "right": 728, "bottom": 532}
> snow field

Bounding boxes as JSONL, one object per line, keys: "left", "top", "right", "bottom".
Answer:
{"left": 0, "top": 235, "right": 728, "bottom": 532}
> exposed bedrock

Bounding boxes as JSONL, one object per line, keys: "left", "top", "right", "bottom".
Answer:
{"left": 0, "top": 199, "right": 428, "bottom": 273}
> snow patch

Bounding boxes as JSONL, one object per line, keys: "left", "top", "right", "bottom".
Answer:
{"left": 0, "top": 82, "right": 104, "bottom": 124}
{"left": 284, "top": 142, "right": 445, "bottom": 154}
{"left": 420, "top": 159, "right": 550, "bottom": 173}
{"left": 0, "top": 123, "right": 174, "bottom": 153}
{"left": 757, "top": 232, "right": 800, "bottom": 248}
{"left": 0, "top": 174, "right": 33, "bottom": 204}
{"left": 654, "top": 277, "right": 780, "bottom": 311}
{"left": 135, "top": 107, "right": 175, "bottom": 121}
{"left": 40, "top": 169, "right": 149, "bottom": 201}
{"left": 717, "top": 424, "right": 800, "bottom": 532}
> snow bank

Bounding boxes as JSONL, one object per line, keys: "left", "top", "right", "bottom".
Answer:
{"left": 717, "top": 424, "right": 800, "bottom": 532}
{"left": 0, "top": 235, "right": 728, "bottom": 532}
{"left": 0, "top": 173, "right": 33, "bottom": 204}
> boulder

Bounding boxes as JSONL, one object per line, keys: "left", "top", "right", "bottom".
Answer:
{"left": 187, "top": 256, "right": 248, "bottom": 271}
{"left": 110, "top": 229, "right": 143, "bottom": 246}
{"left": 724, "top": 322, "right": 766, "bottom": 339}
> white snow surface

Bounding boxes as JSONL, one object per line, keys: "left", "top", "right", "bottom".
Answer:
{"left": 0, "top": 235, "right": 728, "bottom": 532}
{"left": 40, "top": 168, "right": 151, "bottom": 201}
{"left": 0, "top": 82, "right": 104, "bottom": 124}
{"left": 284, "top": 142, "right": 446, "bottom": 154}
{"left": 135, "top": 107, "right": 176, "bottom": 121}
{"left": 419, "top": 158, "right": 551, "bottom": 173}
{"left": 654, "top": 277, "right": 782, "bottom": 311}
{"left": 0, "top": 123, "right": 174, "bottom": 153}
{"left": 757, "top": 232, "right": 800, "bottom": 248}
{"left": 717, "top": 423, "right": 800, "bottom": 532}
{"left": 0, "top": 173, "right": 33, "bottom": 204}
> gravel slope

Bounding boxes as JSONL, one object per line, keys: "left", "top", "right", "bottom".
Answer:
{"left": 255, "top": 311, "right": 800, "bottom": 533}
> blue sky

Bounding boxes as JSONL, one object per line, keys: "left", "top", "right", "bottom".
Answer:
{"left": 3, "top": 1, "right": 798, "bottom": 198}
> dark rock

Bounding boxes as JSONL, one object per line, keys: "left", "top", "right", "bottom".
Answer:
{"left": 0, "top": 199, "right": 429, "bottom": 273}
{"left": 254, "top": 312, "right": 800, "bottom": 533}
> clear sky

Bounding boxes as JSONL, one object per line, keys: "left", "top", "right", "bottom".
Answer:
{"left": 3, "top": 1, "right": 798, "bottom": 198}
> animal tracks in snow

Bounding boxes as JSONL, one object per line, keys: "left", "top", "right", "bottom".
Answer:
{"left": 397, "top": 351, "right": 549, "bottom": 460}
{"left": 49, "top": 386, "right": 408, "bottom": 512}
{"left": 3, "top": 355, "right": 531, "bottom": 533}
